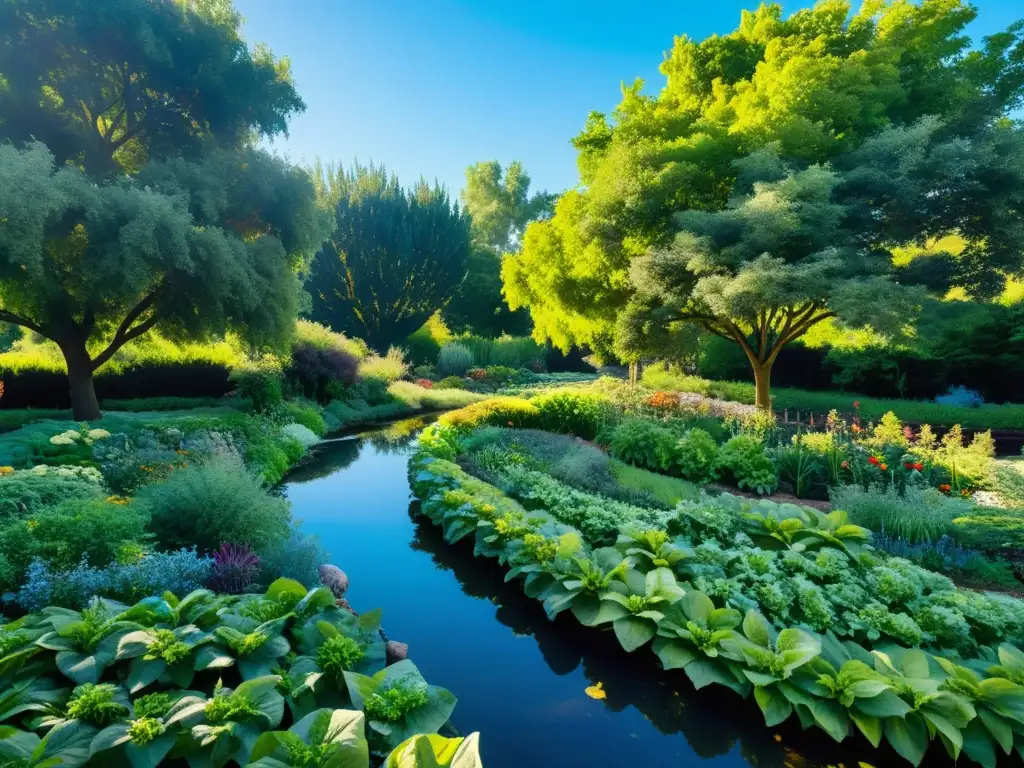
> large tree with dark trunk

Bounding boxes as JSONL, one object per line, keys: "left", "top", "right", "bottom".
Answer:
{"left": 0, "top": 0, "right": 326, "bottom": 419}
{"left": 308, "top": 164, "right": 471, "bottom": 352}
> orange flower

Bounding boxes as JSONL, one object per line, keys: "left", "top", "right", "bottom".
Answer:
{"left": 879, "top": 464, "right": 888, "bottom": 472}
{"left": 939, "top": 483, "right": 952, "bottom": 493}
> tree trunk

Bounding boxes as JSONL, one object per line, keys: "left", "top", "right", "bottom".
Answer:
{"left": 753, "top": 362, "right": 772, "bottom": 410}
{"left": 61, "top": 342, "right": 101, "bottom": 421}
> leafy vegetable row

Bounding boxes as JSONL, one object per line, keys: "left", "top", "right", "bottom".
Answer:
{"left": 0, "top": 578, "right": 482, "bottom": 767}
{"left": 410, "top": 452, "right": 1024, "bottom": 767}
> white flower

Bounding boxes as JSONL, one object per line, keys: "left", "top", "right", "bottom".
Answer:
{"left": 30, "top": 465, "right": 48, "bottom": 474}
{"left": 87, "top": 429, "right": 111, "bottom": 440}
{"left": 49, "top": 435, "right": 75, "bottom": 446}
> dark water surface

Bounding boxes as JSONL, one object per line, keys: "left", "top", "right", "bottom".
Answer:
{"left": 283, "top": 424, "right": 912, "bottom": 768}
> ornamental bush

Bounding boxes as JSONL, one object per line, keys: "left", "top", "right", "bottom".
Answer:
{"left": 671, "top": 428, "right": 719, "bottom": 483}
{"left": 436, "top": 343, "right": 474, "bottom": 377}
{"left": 138, "top": 456, "right": 291, "bottom": 555}
{"left": 532, "top": 390, "right": 608, "bottom": 440}
{"left": 715, "top": 434, "right": 778, "bottom": 495}
{"left": 607, "top": 418, "right": 676, "bottom": 473}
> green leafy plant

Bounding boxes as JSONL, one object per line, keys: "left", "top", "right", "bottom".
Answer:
{"left": 671, "top": 428, "right": 719, "bottom": 482}
{"left": 715, "top": 434, "right": 778, "bottom": 495}
{"left": 344, "top": 660, "right": 457, "bottom": 752}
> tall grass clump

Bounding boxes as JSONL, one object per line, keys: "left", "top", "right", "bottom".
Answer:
{"left": 830, "top": 485, "right": 971, "bottom": 544}
{"left": 358, "top": 346, "right": 410, "bottom": 383}
{"left": 463, "top": 335, "right": 543, "bottom": 369}
{"left": 294, "top": 319, "right": 367, "bottom": 359}
{"left": 437, "top": 342, "right": 474, "bottom": 377}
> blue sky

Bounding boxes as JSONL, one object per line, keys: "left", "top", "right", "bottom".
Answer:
{"left": 238, "top": 0, "right": 1023, "bottom": 199}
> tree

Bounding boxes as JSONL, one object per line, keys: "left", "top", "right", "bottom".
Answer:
{"left": 504, "top": 1, "right": 1024, "bottom": 365}
{"left": 444, "top": 161, "right": 555, "bottom": 336}
{"left": 621, "top": 116, "right": 1024, "bottom": 408}
{"left": 308, "top": 164, "right": 471, "bottom": 352}
{"left": 0, "top": 0, "right": 325, "bottom": 419}
{"left": 0, "top": 143, "right": 328, "bottom": 419}
{"left": 0, "top": 0, "right": 304, "bottom": 176}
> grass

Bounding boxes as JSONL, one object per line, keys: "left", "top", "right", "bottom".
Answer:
{"left": 642, "top": 366, "right": 1024, "bottom": 429}
{"left": 358, "top": 347, "right": 410, "bottom": 382}
{"left": 610, "top": 460, "right": 701, "bottom": 507}
{"left": 387, "top": 381, "right": 485, "bottom": 410}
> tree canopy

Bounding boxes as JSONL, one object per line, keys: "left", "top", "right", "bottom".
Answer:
{"left": 0, "top": 0, "right": 304, "bottom": 176}
{"left": 444, "top": 161, "right": 555, "bottom": 337}
{"left": 0, "top": 0, "right": 325, "bottom": 419}
{"left": 503, "top": 0, "right": 1024, "bottom": 376}
{"left": 308, "top": 164, "right": 471, "bottom": 352}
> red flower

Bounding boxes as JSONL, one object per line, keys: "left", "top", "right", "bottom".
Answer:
{"left": 852, "top": 400, "right": 861, "bottom": 410}
{"left": 939, "top": 483, "right": 952, "bottom": 493}
{"left": 867, "top": 456, "right": 879, "bottom": 466}
{"left": 913, "top": 463, "right": 924, "bottom": 472}
{"left": 904, "top": 462, "right": 914, "bottom": 470}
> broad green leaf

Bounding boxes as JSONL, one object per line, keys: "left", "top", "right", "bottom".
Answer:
{"left": 884, "top": 713, "right": 929, "bottom": 767}
{"left": 754, "top": 686, "right": 792, "bottom": 727}
{"left": 901, "top": 649, "right": 930, "bottom": 679}
{"left": 89, "top": 723, "right": 132, "bottom": 755}
{"left": 811, "top": 699, "right": 849, "bottom": 743}
{"left": 741, "top": 611, "right": 775, "bottom": 648}
{"left": 680, "top": 591, "right": 714, "bottom": 623}
{"left": 265, "top": 578, "right": 308, "bottom": 605}
{"left": 849, "top": 711, "right": 882, "bottom": 748}
{"left": 853, "top": 690, "right": 912, "bottom": 718}
{"left": 962, "top": 719, "right": 998, "bottom": 768}
{"left": 651, "top": 638, "right": 697, "bottom": 670}
{"left": 612, "top": 616, "right": 656, "bottom": 653}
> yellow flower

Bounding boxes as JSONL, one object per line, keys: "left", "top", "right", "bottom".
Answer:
{"left": 0, "top": 466, "right": 14, "bottom": 476}
{"left": 26, "top": 520, "right": 38, "bottom": 530}
{"left": 105, "top": 495, "right": 131, "bottom": 506}
{"left": 584, "top": 682, "right": 606, "bottom": 700}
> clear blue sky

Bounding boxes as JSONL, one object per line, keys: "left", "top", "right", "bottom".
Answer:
{"left": 238, "top": 0, "right": 1022, "bottom": 199}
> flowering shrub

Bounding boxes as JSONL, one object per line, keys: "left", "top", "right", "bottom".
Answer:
{"left": 15, "top": 548, "right": 214, "bottom": 610}
{"left": 467, "top": 367, "right": 488, "bottom": 381}
{"left": 646, "top": 391, "right": 681, "bottom": 410}
{"left": 415, "top": 378, "right": 434, "bottom": 389}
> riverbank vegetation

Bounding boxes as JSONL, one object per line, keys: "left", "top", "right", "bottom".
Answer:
{"left": 411, "top": 390, "right": 1024, "bottom": 765}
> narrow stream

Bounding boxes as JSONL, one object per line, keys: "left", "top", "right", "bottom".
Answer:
{"left": 282, "top": 421, "right": 913, "bottom": 768}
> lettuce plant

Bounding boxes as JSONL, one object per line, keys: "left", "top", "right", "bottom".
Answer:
{"left": 116, "top": 624, "right": 206, "bottom": 693}
{"left": 35, "top": 600, "right": 145, "bottom": 684}
{"left": 248, "top": 708, "right": 369, "bottom": 768}
{"left": 383, "top": 732, "right": 482, "bottom": 768}
{"left": 540, "top": 547, "right": 632, "bottom": 625}
{"left": 344, "top": 660, "right": 456, "bottom": 753}
{"left": 590, "top": 567, "right": 686, "bottom": 652}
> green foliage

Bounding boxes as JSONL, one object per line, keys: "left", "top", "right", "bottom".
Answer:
{"left": 833, "top": 485, "right": 970, "bottom": 545}
{"left": 387, "top": 382, "right": 483, "bottom": 411}
{"left": 715, "top": 435, "right": 778, "bottom": 496}
{"left": 412, "top": 448, "right": 1024, "bottom": 765}
{"left": 0, "top": 470, "right": 104, "bottom": 518}
{"left": 444, "top": 248, "right": 531, "bottom": 338}
{"left": 436, "top": 344, "right": 474, "bottom": 378}
{"left": 460, "top": 336, "right": 544, "bottom": 370}
{"left": 294, "top": 320, "right": 367, "bottom": 360}
{"left": 309, "top": 163, "right": 470, "bottom": 352}
{"left": 773, "top": 443, "right": 828, "bottom": 500}
{"left": 607, "top": 419, "right": 676, "bottom": 473}
{"left": 673, "top": 429, "right": 719, "bottom": 484}
{"left": 358, "top": 348, "right": 410, "bottom": 384}
{"left": 138, "top": 456, "right": 291, "bottom": 555}
{"left": 282, "top": 402, "right": 328, "bottom": 438}
{"left": 437, "top": 397, "right": 540, "bottom": 433}
{"left": 610, "top": 462, "right": 700, "bottom": 508}
{"left": 0, "top": 581, "right": 475, "bottom": 768}
{"left": 532, "top": 390, "right": 607, "bottom": 440}
{"left": 231, "top": 362, "right": 285, "bottom": 413}
{"left": 404, "top": 313, "right": 452, "bottom": 367}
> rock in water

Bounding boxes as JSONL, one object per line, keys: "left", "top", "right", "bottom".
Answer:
{"left": 386, "top": 641, "right": 409, "bottom": 664}
{"left": 319, "top": 564, "right": 349, "bottom": 597}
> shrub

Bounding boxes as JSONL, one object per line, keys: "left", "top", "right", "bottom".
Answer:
{"left": 259, "top": 529, "right": 328, "bottom": 587}
{"left": 359, "top": 347, "right": 410, "bottom": 383}
{"left": 229, "top": 360, "right": 283, "bottom": 412}
{"left": 15, "top": 548, "right": 214, "bottom": 610}
{"left": 438, "top": 397, "right": 540, "bottom": 433}
{"left": 483, "top": 365, "right": 518, "bottom": 385}
{"left": 607, "top": 418, "right": 676, "bottom": 473}
{"left": 294, "top": 318, "right": 366, "bottom": 359}
{"left": 436, "top": 343, "right": 474, "bottom": 377}
{"left": 0, "top": 469, "right": 104, "bottom": 518}
{"left": 672, "top": 428, "right": 719, "bottom": 483}
{"left": 952, "top": 512, "right": 1024, "bottom": 553}
{"left": 207, "top": 543, "right": 261, "bottom": 594}
{"left": 715, "top": 434, "right": 778, "bottom": 495}
{"left": 405, "top": 313, "right": 453, "bottom": 366}
{"left": 462, "top": 335, "right": 544, "bottom": 369}
{"left": 352, "top": 375, "right": 394, "bottom": 405}
{"left": 936, "top": 386, "right": 985, "bottom": 408}
{"left": 832, "top": 485, "right": 968, "bottom": 544}
{"left": 412, "top": 365, "right": 436, "bottom": 380}
{"left": 434, "top": 376, "right": 466, "bottom": 390}
{"left": 138, "top": 456, "right": 292, "bottom": 555}
{"left": 532, "top": 390, "right": 607, "bottom": 440}
{"left": 282, "top": 400, "right": 328, "bottom": 437}
{"left": 287, "top": 342, "right": 359, "bottom": 403}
